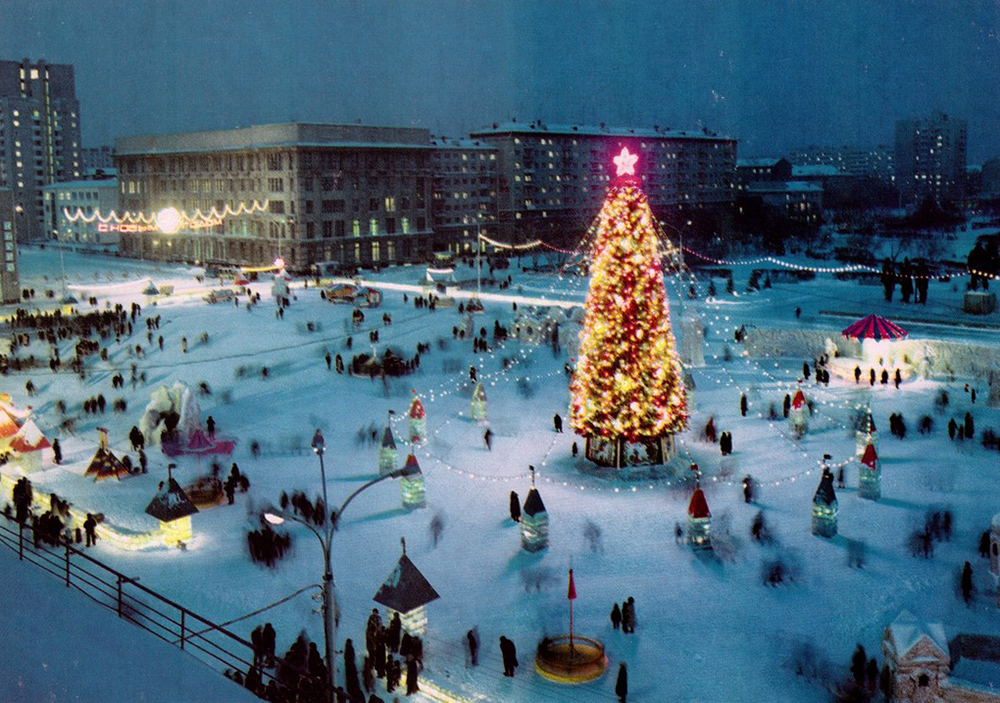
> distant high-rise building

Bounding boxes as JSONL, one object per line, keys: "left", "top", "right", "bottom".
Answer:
{"left": 468, "top": 120, "right": 736, "bottom": 246}
{"left": 895, "top": 111, "right": 967, "bottom": 205}
{"left": 80, "top": 146, "right": 114, "bottom": 174}
{"left": 788, "top": 145, "right": 894, "bottom": 184}
{"left": 0, "top": 59, "right": 82, "bottom": 240}
{"left": 0, "top": 188, "right": 21, "bottom": 302}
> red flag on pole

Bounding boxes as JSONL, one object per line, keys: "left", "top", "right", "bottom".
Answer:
{"left": 567, "top": 568, "right": 577, "bottom": 600}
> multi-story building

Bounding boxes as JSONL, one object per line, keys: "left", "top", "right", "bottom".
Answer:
{"left": 0, "top": 188, "right": 21, "bottom": 302}
{"left": 0, "top": 59, "right": 81, "bottom": 241}
{"left": 114, "top": 123, "right": 436, "bottom": 270}
{"left": 788, "top": 145, "right": 894, "bottom": 184}
{"left": 895, "top": 111, "right": 967, "bottom": 205}
{"left": 429, "top": 136, "right": 498, "bottom": 254}
{"left": 742, "top": 181, "right": 823, "bottom": 223}
{"left": 80, "top": 146, "right": 114, "bottom": 173}
{"left": 41, "top": 173, "right": 120, "bottom": 244}
{"left": 467, "top": 120, "right": 736, "bottom": 245}
{"left": 735, "top": 157, "right": 792, "bottom": 185}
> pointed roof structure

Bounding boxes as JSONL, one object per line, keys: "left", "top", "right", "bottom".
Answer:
{"left": 85, "top": 447, "right": 129, "bottom": 481}
{"left": 409, "top": 395, "right": 425, "bottom": 420}
{"left": 884, "top": 610, "right": 948, "bottom": 660}
{"left": 842, "top": 314, "right": 908, "bottom": 342}
{"left": 792, "top": 389, "right": 806, "bottom": 410}
{"left": 9, "top": 417, "right": 51, "bottom": 453}
{"left": 403, "top": 453, "right": 422, "bottom": 475}
{"left": 523, "top": 487, "right": 546, "bottom": 517}
{"left": 813, "top": 469, "right": 837, "bottom": 506}
{"left": 373, "top": 542, "right": 440, "bottom": 614}
{"left": 861, "top": 443, "right": 879, "bottom": 470}
{"left": 688, "top": 483, "right": 711, "bottom": 519}
{"left": 145, "top": 477, "right": 199, "bottom": 522}
{"left": 85, "top": 427, "right": 129, "bottom": 481}
{"left": 186, "top": 429, "right": 215, "bottom": 452}
{"left": 0, "top": 394, "right": 25, "bottom": 439}
{"left": 522, "top": 466, "right": 546, "bottom": 517}
{"left": 381, "top": 424, "right": 397, "bottom": 450}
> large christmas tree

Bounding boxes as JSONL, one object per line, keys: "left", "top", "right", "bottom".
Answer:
{"left": 570, "top": 147, "right": 688, "bottom": 467}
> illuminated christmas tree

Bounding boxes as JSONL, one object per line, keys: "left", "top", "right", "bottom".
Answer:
{"left": 570, "top": 146, "right": 688, "bottom": 467}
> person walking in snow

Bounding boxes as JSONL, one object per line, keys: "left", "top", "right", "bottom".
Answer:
{"left": 610, "top": 602, "right": 622, "bottom": 630}
{"left": 467, "top": 628, "right": 479, "bottom": 667}
{"left": 553, "top": 413, "right": 563, "bottom": 433}
{"left": 616, "top": 662, "right": 628, "bottom": 703}
{"left": 84, "top": 513, "right": 97, "bottom": 547}
{"left": 406, "top": 655, "right": 419, "bottom": 693}
{"left": 207, "top": 415, "right": 216, "bottom": 437}
{"left": 499, "top": 636, "right": 518, "bottom": 677}
{"left": 621, "top": 597, "right": 636, "bottom": 634}
{"left": 509, "top": 491, "right": 521, "bottom": 522}
{"left": 484, "top": 428, "right": 493, "bottom": 451}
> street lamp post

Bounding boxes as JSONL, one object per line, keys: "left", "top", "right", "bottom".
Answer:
{"left": 266, "top": 432, "right": 416, "bottom": 703}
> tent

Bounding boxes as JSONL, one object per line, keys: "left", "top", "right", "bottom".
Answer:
{"left": 842, "top": 314, "right": 908, "bottom": 341}
{"left": 9, "top": 418, "right": 51, "bottom": 472}
{"left": 85, "top": 429, "right": 130, "bottom": 481}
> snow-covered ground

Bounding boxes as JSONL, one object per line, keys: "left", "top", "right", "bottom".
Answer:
{"left": 5, "top": 245, "right": 1000, "bottom": 702}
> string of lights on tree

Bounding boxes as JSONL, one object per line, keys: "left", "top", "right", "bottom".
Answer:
{"left": 570, "top": 147, "right": 688, "bottom": 443}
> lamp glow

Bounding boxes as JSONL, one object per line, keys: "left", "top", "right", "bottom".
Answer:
{"left": 157, "top": 207, "right": 182, "bottom": 234}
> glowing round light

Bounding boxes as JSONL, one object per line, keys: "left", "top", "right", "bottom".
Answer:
{"left": 156, "top": 207, "right": 182, "bottom": 234}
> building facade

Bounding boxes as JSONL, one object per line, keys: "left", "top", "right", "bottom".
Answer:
{"left": 114, "top": 123, "right": 436, "bottom": 270}
{"left": 788, "top": 145, "right": 894, "bottom": 184}
{"left": 41, "top": 174, "right": 120, "bottom": 244}
{"left": 895, "top": 111, "right": 967, "bottom": 205}
{"left": 742, "top": 181, "right": 823, "bottom": 223}
{"left": 468, "top": 121, "right": 736, "bottom": 246}
{"left": 735, "top": 157, "right": 792, "bottom": 185}
{"left": 0, "top": 188, "right": 21, "bottom": 303}
{"left": 0, "top": 59, "right": 81, "bottom": 241}
{"left": 80, "top": 146, "right": 113, "bottom": 173}
{"left": 429, "top": 137, "right": 499, "bottom": 254}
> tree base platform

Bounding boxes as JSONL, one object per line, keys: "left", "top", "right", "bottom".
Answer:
{"left": 584, "top": 434, "right": 677, "bottom": 468}
{"left": 535, "top": 635, "right": 608, "bottom": 684}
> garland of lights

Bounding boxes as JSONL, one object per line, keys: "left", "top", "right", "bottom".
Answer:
{"left": 63, "top": 200, "right": 270, "bottom": 227}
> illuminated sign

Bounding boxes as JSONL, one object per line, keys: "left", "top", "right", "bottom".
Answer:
{"left": 98, "top": 222, "right": 158, "bottom": 234}
{"left": 188, "top": 217, "right": 223, "bottom": 230}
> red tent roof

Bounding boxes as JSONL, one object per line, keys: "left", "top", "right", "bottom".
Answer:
{"left": 404, "top": 453, "right": 421, "bottom": 474}
{"left": 0, "top": 408, "right": 21, "bottom": 438}
{"left": 792, "top": 390, "right": 806, "bottom": 409}
{"left": 688, "top": 486, "right": 711, "bottom": 519}
{"left": 9, "top": 418, "right": 50, "bottom": 453}
{"left": 842, "top": 314, "right": 908, "bottom": 341}
{"left": 861, "top": 443, "right": 878, "bottom": 469}
{"left": 409, "top": 397, "right": 425, "bottom": 419}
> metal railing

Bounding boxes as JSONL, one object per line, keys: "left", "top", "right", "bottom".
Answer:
{"left": 0, "top": 513, "right": 326, "bottom": 699}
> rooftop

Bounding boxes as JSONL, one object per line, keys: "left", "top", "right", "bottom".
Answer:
{"left": 42, "top": 178, "right": 119, "bottom": 191}
{"left": 746, "top": 181, "right": 824, "bottom": 194}
{"left": 470, "top": 120, "right": 731, "bottom": 141}
{"left": 115, "top": 123, "right": 434, "bottom": 156}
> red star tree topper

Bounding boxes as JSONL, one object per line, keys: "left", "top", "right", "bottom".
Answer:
{"left": 570, "top": 148, "right": 688, "bottom": 441}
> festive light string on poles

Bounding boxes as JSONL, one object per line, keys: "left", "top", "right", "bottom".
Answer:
{"left": 63, "top": 199, "right": 271, "bottom": 226}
